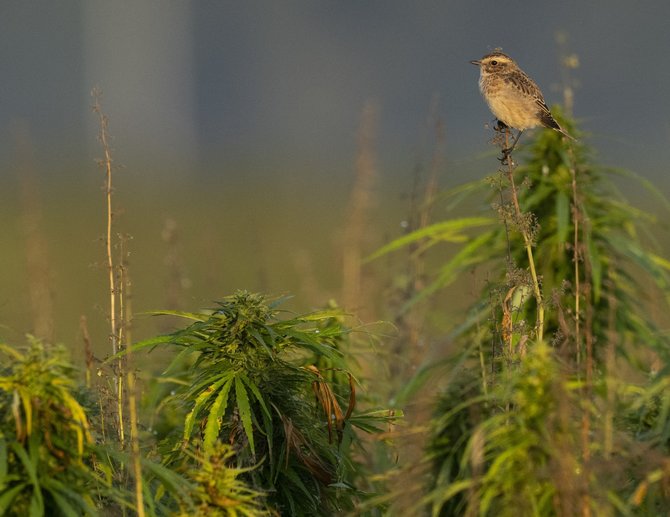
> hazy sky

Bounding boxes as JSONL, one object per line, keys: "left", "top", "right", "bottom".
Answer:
{"left": 1, "top": 1, "right": 670, "bottom": 183}
{"left": 2, "top": 1, "right": 670, "bottom": 345}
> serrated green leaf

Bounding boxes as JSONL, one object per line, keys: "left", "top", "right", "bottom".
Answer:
{"left": 47, "top": 489, "right": 82, "bottom": 517}
{"left": 283, "top": 467, "right": 316, "bottom": 506}
{"left": 0, "top": 483, "right": 26, "bottom": 513}
{"left": 649, "top": 252, "right": 670, "bottom": 272}
{"left": 0, "top": 343, "right": 23, "bottom": 359}
{"left": 607, "top": 234, "right": 670, "bottom": 293}
{"left": 399, "top": 231, "right": 497, "bottom": 313}
{"left": 609, "top": 167, "right": 670, "bottom": 213}
{"left": 249, "top": 329, "right": 274, "bottom": 356}
{"left": 366, "top": 217, "right": 495, "bottom": 262}
{"left": 234, "top": 376, "right": 256, "bottom": 457}
{"left": 183, "top": 374, "right": 232, "bottom": 442}
{"left": 145, "top": 310, "right": 210, "bottom": 321}
{"left": 281, "top": 328, "right": 341, "bottom": 362}
{"left": 424, "top": 479, "right": 473, "bottom": 517}
{"left": 522, "top": 182, "right": 555, "bottom": 211}
{"left": 29, "top": 488, "right": 44, "bottom": 517}
{"left": 43, "top": 477, "right": 96, "bottom": 514}
{"left": 140, "top": 456, "right": 193, "bottom": 506}
{"left": 203, "top": 379, "right": 233, "bottom": 454}
{"left": 291, "top": 309, "right": 347, "bottom": 322}
{"left": 239, "top": 373, "right": 274, "bottom": 465}
{"left": 238, "top": 374, "right": 270, "bottom": 421}
{"left": 10, "top": 443, "right": 38, "bottom": 487}
{"left": 437, "top": 177, "right": 491, "bottom": 211}
{"left": 104, "top": 335, "right": 173, "bottom": 363}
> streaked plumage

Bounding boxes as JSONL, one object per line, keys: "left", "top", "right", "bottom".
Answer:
{"left": 470, "top": 51, "right": 574, "bottom": 140}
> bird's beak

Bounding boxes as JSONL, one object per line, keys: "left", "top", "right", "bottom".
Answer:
{"left": 470, "top": 60, "right": 481, "bottom": 66}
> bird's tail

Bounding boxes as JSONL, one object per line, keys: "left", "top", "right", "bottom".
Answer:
{"left": 540, "top": 111, "right": 576, "bottom": 141}
{"left": 557, "top": 126, "right": 576, "bottom": 141}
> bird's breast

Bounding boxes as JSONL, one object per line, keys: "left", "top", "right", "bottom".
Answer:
{"left": 479, "top": 76, "right": 541, "bottom": 131}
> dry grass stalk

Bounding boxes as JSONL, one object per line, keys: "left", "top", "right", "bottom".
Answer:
{"left": 80, "top": 315, "right": 94, "bottom": 388}
{"left": 307, "top": 365, "right": 355, "bottom": 444}
{"left": 342, "top": 100, "right": 378, "bottom": 314}
{"left": 572, "top": 168, "right": 582, "bottom": 367}
{"left": 15, "top": 123, "right": 54, "bottom": 342}
{"left": 161, "top": 217, "right": 191, "bottom": 311}
{"left": 385, "top": 100, "right": 445, "bottom": 390}
{"left": 402, "top": 104, "right": 445, "bottom": 371}
{"left": 92, "top": 90, "right": 126, "bottom": 446}
{"left": 91, "top": 92, "right": 137, "bottom": 500}
{"left": 502, "top": 127, "right": 545, "bottom": 343}
{"left": 278, "top": 412, "right": 333, "bottom": 485}
{"left": 292, "top": 249, "right": 324, "bottom": 307}
{"left": 92, "top": 89, "right": 119, "bottom": 358}
{"left": 603, "top": 281, "right": 617, "bottom": 459}
{"left": 119, "top": 237, "right": 145, "bottom": 517}
{"left": 91, "top": 92, "right": 145, "bottom": 512}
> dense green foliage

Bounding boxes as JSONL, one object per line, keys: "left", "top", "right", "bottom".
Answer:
{"left": 141, "top": 292, "right": 398, "bottom": 515}
{"left": 0, "top": 340, "right": 123, "bottom": 515}
{"left": 2, "top": 104, "right": 670, "bottom": 516}
{"left": 382, "top": 118, "right": 670, "bottom": 515}
{"left": 0, "top": 295, "right": 399, "bottom": 516}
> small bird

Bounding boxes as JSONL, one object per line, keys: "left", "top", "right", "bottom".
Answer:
{"left": 470, "top": 50, "right": 574, "bottom": 149}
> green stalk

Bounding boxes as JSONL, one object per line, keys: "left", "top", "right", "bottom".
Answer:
{"left": 504, "top": 129, "right": 544, "bottom": 343}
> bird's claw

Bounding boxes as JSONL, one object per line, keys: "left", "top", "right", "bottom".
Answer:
{"left": 498, "top": 147, "right": 514, "bottom": 166}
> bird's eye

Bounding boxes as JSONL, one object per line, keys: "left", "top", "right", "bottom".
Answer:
{"left": 491, "top": 60, "right": 498, "bottom": 66}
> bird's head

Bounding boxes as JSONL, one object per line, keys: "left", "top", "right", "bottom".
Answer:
{"left": 470, "top": 52, "right": 517, "bottom": 76}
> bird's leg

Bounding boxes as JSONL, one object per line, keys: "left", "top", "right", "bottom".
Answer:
{"left": 499, "top": 127, "right": 523, "bottom": 164}
{"left": 508, "top": 129, "right": 523, "bottom": 153}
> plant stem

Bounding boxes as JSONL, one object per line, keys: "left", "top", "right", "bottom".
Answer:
{"left": 503, "top": 129, "right": 544, "bottom": 343}
{"left": 342, "top": 101, "right": 378, "bottom": 316}
{"left": 93, "top": 90, "right": 125, "bottom": 446}
{"left": 571, "top": 158, "right": 581, "bottom": 367}
{"left": 97, "top": 107, "right": 117, "bottom": 358}
{"left": 120, "top": 246, "right": 145, "bottom": 517}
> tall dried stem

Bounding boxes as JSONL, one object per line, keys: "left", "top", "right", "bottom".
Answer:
{"left": 502, "top": 129, "right": 545, "bottom": 343}
{"left": 572, "top": 168, "right": 581, "bottom": 367}
{"left": 603, "top": 281, "right": 617, "bottom": 459}
{"left": 409, "top": 110, "right": 444, "bottom": 367}
{"left": 92, "top": 88, "right": 125, "bottom": 444}
{"left": 563, "top": 134, "right": 591, "bottom": 514}
{"left": 93, "top": 91, "right": 118, "bottom": 356}
{"left": 119, "top": 237, "right": 145, "bottom": 517}
{"left": 394, "top": 103, "right": 445, "bottom": 375}
{"left": 342, "top": 100, "right": 378, "bottom": 314}
{"left": 581, "top": 218, "right": 595, "bottom": 456}
{"left": 80, "top": 315, "right": 94, "bottom": 388}
{"left": 15, "top": 123, "right": 54, "bottom": 342}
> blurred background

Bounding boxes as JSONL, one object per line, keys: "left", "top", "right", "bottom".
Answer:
{"left": 1, "top": 1, "right": 669, "bottom": 357}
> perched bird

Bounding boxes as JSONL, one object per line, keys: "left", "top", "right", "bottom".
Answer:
{"left": 470, "top": 50, "right": 574, "bottom": 148}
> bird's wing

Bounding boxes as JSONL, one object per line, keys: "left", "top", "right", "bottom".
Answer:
{"left": 535, "top": 98, "right": 561, "bottom": 131}
{"left": 504, "top": 70, "right": 540, "bottom": 97}
{"left": 535, "top": 97, "right": 575, "bottom": 139}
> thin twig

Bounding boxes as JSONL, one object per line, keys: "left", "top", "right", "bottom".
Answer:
{"left": 120, "top": 239, "right": 145, "bottom": 517}
{"left": 570, "top": 149, "right": 582, "bottom": 368}
{"left": 93, "top": 91, "right": 118, "bottom": 357}
{"left": 342, "top": 100, "right": 378, "bottom": 314}
{"left": 92, "top": 89, "right": 125, "bottom": 446}
{"left": 80, "top": 315, "right": 94, "bottom": 389}
{"left": 503, "top": 129, "right": 545, "bottom": 343}
{"left": 116, "top": 240, "right": 126, "bottom": 447}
